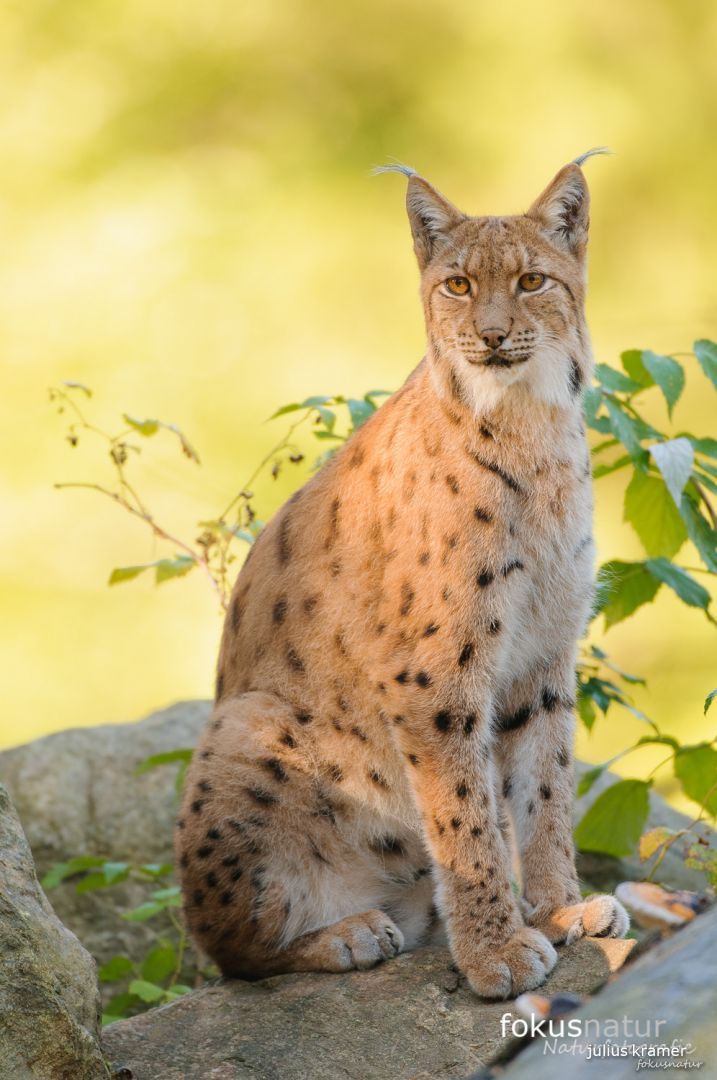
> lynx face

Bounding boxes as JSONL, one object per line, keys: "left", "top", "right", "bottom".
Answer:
{"left": 397, "top": 160, "right": 595, "bottom": 411}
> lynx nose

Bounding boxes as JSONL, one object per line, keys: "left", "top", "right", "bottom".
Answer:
{"left": 480, "top": 327, "right": 508, "bottom": 350}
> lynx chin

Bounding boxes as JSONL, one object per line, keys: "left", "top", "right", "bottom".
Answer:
{"left": 176, "top": 153, "right": 629, "bottom": 1000}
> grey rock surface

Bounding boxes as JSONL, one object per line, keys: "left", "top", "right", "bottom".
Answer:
{"left": 102, "top": 937, "right": 629, "bottom": 1080}
{"left": 0, "top": 783, "right": 105, "bottom": 1080}
{"left": 501, "top": 904, "right": 717, "bottom": 1079}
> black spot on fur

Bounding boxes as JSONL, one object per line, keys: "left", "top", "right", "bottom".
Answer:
{"left": 180, "top": 853, "right": 189, "bottom": 869}
{"left": 348, "top": 446, "right": 365, "bottom": 469}
{"left": 542, "top": 688, "right": 560, "bottom": 712}
{"left": 480, "top": 425, "right": 494, "bottom": 440}
{"left": 222, "top": 854, "right": 240, "bottom": 867}
{"left": 198, "top": 780, "right": 212, "bottom": 794}
{"left": 474, "top": 506, "right": 493, "bottom": 523}
{"left": 415, "top": 671, "right": 432, "bottom": 688}
{"left": 557, "top": 746, "right": 570, "bottom": 768}
{"left": 199, "top": 750, "right": 213, "bottom": 760}
{"left": 280, "top": 731, "right": 296, "bottom": 748}
{"left": 458, "top": 642, "right": 474, "bottom": 667}
{"left": 540, "top": 784, "right": 552, "bottom": 800}
{"left": 399, "top": 582, "right": 415, "bottom": 616}
{"left": 262, "top": 757, "right": 288, "bottom": 783}
{"left": 370, "top": 836, "right": 405, "bottom": 856}
{"left": 247, "top": 787, "right": 279, "bottom": 806}
{"left": 502, "top": 559, "right": 525, "bottom": 577}
{"left": 419, "top": 550, "right": 430, "bottom": 565}
{"left": 351, "top": 725, "right": 368, "bottom": 742}
{"left": 176, "top": 818, "right": 185, "bottom": 830}
{"left": 477, "top": 570, "right": 494, "bottom": 588}
{"left": 230, "top": 596, "right": 243, "bottom": 632}
{"left": 488, "top": 619, "right": 501, "bottom": 634}
{"left": 468, "top": 451, "right": 523, "bottom": 495}
{"left": 456, "top": 783, "right": 468, "bottom": 799}
{"left": 206, "top": 871, "right": 218, "bottom": 888}
{"left": 277, "top": 515, "right": 292, "bottom": 564}
{"left": 327, "top": 764, "right": 344, "bottom": 783}
{"left": 286, "top": 647, "right": 305, "bottom": 673}
{"left": 369, "top": 769, "right": 389, "bottom": 789}
{"left": 191, "top": 800, "right": 205, "bottom": 815}
{"left": 206, "top": 827, "right": 222, "bottom": 841}
{"left": 503, "top": 776, "right": 513, "bottom": 799}
{"left": 569, "top": 356, "right": 583, "bottom": 395}
{"left": 295, "top": 711, "right": 312, "bottom": 725}
{"left": 220, "top": 891, "right": 234, "bottom": 906}
{"left": 434, "top": 711, "right": 452, "bottom": 732}
{"left": 471, "top": 825, "right": 482, "bottom": 837}
{"left": 463, "top": 714, "right": 476, "bottom": 736}
{"left": 495, "top": 704, "right": 533, "bottom": 733}
{"left": 527, "top": 801, "right": 535, "bottom": 815}
{"left": 445, "top": 474, "right": 460, "bottom": 494}
{"left": 451, "top": 817, "right": 462, "bottom": 831}
{"left": 272, "top": 596, "right": 288, "bottom": 624}
{"left": 193, "top": 889, "right": 204, "bottom": 906}
{"left": 423, "top": 623, "right": 439, "bottom": 637}
{"left": 303, "top": 594, "right": 319, "bottom": 616}
{"left": 395, "top": 670, "right": 409, "bottom": 684}
{"left": 408, "top": 753, "right": 419, "bottom": 766}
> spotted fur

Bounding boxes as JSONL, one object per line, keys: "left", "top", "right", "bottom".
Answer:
{"left": 176, "top": 158, "right": 628, "bottom": 999}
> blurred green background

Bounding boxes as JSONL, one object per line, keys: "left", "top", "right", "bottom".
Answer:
{"left": 1, "top": 0, "right": 715, "bottom": 809}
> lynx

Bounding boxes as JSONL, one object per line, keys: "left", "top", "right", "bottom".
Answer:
{"left": 176, "top": 153, "right": 629, "bottom": 999}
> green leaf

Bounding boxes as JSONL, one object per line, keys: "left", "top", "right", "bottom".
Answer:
{"left": 623, "top": 470, "right": 687, "bottom": 558}
{"left": 108, "top": 564, "right": 151, "bottom": 586}
{"left": 604, "top": 399, "right": 648, "bottom": 466}
{"left": 593, "top": 453, "right": 632, "bottom": 479}
{"left": 102, "top": 991, "right": 139, "bottom": 1023}
{"left": 315, "top": 405, "right": 336, "bottom": 431}
{"left": 99, "top": 955, "right": 135, "bottom": 983}
{"left": 122, "top": 901, "right": 166, "bottom": 922}
{"left": 705, "top": 689, "right": 717, "bottom": 715}
{"left": 594, "top": 363, "right": 643, "bottom": 394}
{"left": 151, "top": 886, "right": 182, "bottom": 902}
{"left": 694, "top": 339, "right": 717, "bottom": 392}
{"left": 596, "top": 560, "right": 661, "bottom": 629}
{"left": 155, "top": 555, "right": 195, "bottom": 584}
{"left": 165, "top": 984, "right": 193, "bottom": 1000}
{"left": 75, "top": 872, "right": 111, "bottom": 894}
{"left": 645, "top": 558, "right": 711, "bottom": 611}
{"left": 679, "top": 494, "right": 717, "bottom": 573}
{"left": 576, "top": 765, "right": 605, "bottom": 798}
{"left": 141, "top": 944, "right": 177, "bottom": 984}
{"left": 577, "top": 692, "right": 596, "bottom": 731}
{"left": 346, "top": 397, "right": 374, "bottom": 430}
{"left": 134, "top": 749, "right": 193, "bottom": 775}
{"left": 41, "top": 854, "right": 109, "bottom": 890}
{"left": 639, "top": 827, "right": 676, "bottom": 861}
{"left": 574, "top": 779, "right": 651, "bottom": 857}
{"left": 674, "top": 745, "right": 717, "bottom": 816}
{"left": 129, "top": 979, "right": 166, "bottom": 1003}
{"left": 620, "top": 349, "right": 655, "bottom": 389}
{"left": 103, "top": 861, "right": 130, "bottom": 885}
{"left": 641, "top": 351, "right": 685, "bottom": 416}
{"left": 268, "top": 402, "right": 301, "bottom": 419}
{"left": 301, "top": 395, "right": 334, "bottom": 408}
{"left": 138, "top": 862, "right": 174, "bottom": 878}
{"left": 123, "top": 415, "right": 160, "bottom": 437}
{"left": 650, "top": 437, "right": 694, "bottom": 507}
{"left": 687, "top": 436, "right": 717, "bottom": 460}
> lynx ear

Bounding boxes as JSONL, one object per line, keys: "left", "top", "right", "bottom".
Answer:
{"left": 527, "top": 163, "right": 590, "bottom": 257}
{"left": 374, "top": 164, "right": 465, "bottom": 269}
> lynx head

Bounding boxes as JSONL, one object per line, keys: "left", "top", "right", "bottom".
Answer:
{"left": 380, "top": 153, "right": 603, "bottom": 412}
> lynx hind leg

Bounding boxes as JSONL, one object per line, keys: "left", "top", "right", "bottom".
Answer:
{"left": 176, "top": 691, "right": 406, "bottom": 978}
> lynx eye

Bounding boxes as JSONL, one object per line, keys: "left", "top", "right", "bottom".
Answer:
{"left": 444, "top": 276, "right": 471, "bottom": 296}
{"left": 518, "top": 272, "right": 545, "bottom": 292}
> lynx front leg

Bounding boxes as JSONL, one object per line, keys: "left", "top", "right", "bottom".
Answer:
{"left": 495, "top": 665, "right": 629, "bottom": 944}
{"left": 392, "top": 712, "right": 556, "bottom": 999}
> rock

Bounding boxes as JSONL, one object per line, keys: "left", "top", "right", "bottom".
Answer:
{"left": 0, "top": 701, "right": 706, "bottom": 974}
{"left": 102, "top": 935, "right": 629, "bottom": 1080}
{"left": 500, "top": 904, "right": 717, "bottom": 1078}
{"left": 0, "top": 783, "right": 105, "bottom": 1080}
{"left": 0, "top": 701, "right": 209, "bottom": 969}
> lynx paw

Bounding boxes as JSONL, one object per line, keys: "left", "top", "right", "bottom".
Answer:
{"left": 529, "top": 894, "right": 630, "bottom": 945}
{"left": 324, "top": 910, "right": 405, "bottom": 972}
{"left": 464, "top": 927, "right": 557, "bottom": 1000}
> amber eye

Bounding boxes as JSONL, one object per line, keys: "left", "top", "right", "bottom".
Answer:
{"left": 444, "top": 276, "right": 471, "bottom": 296}
{"left": 518, "top": 272, "right": 545, "bottom": 292}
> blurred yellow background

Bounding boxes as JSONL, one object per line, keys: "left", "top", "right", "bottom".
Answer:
{"left": 1, "top": 0, "right": 715, "bottom": 810}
